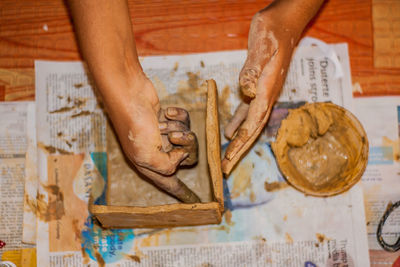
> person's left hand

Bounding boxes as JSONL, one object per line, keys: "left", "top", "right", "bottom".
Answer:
{"left": 221, "top": 7, "right": 301, "bottom": 174}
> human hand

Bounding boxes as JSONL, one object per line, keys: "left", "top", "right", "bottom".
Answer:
{"left": 222, "top": 0, "right": 323, "bottom": 174}
{"left": 108, "top": 76, "right": 200, "bottom": 203}
{"left": 158, "top": 107, "right": 198, "bottom": 167}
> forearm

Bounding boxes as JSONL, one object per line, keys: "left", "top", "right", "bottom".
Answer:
{"left": 68, "top": 0, "right": 145, "bottom": 117}
{"left": 263, "top": 0, "right": 324, "bottom": 36}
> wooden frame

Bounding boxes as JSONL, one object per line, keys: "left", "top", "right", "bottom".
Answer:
{"left": 90, "top": 80, "right": 224, "bottom": 228}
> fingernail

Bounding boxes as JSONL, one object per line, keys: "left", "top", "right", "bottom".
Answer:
{"left": 159, "top": 122, "right": 167, "bottom": 130}
{"left": 167, "top": 107, "right": 178, "bottom": 116}
{"left": 172, "top": 132, "right": 183, "bottom": 138}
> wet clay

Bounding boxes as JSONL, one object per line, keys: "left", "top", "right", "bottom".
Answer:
{"left": 90, "top": 80, "right": 223, "bottom": 228}
{"left": 107, "top": 86, "right": 213, "bottom": 207}
{"left": 272, "top": 103, "right": 368, "bottom": 196}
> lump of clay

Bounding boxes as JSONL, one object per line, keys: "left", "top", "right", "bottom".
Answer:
{"left": 271, "top": 102, "right": 368, "bottom": 197}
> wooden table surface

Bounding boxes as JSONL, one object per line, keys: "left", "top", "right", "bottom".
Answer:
{"left": 1, "top": 0, "right": 400, "bottom": 100}
{"left": 1, "top": 0, "right": 399, "bottom": 265}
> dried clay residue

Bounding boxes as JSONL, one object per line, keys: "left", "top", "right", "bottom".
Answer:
{"left": 285, "top": 233, "right": 293, "bottom": 244}
{"left": 230, "top": 161, "right": 253, "bottom": 199}
{"left": 37, "top": 142, "right": 72, "bottom": 155}
{"left": 173, "top": 62, "right": 179, "bottom": 72}
{"left": 249, "top": 190, "right": 256, "bottom": 203}
{"left": 72, "top": 219, "right": 82, "bottom": 242}
{"left": 316, "top": 233, "right": 327, "bottom": 243}
{"left": 124, "top": 253, "right": 141, "bottom": 263}
{"left": 49, "top": 106, "right": 75, "bottom": 114}
{"left": 264, "top": 181, "right": 288, "bottom": 192}
{"left": 94, "top": 247, "right": 106, "bottom": 267}
{"left": 81, "top": 246, "right": 90, "bottom": 265}
{"left": 25, "top": 184, "right": 65, "bottom": 222}
{"left": 218, "top": 85, "right": 233, "bottom": 128}
{"left": 50, "top": 97, "right": 87, "bottom": 114}
{"left": 187, "top": 71, "right": 200, "bottom": 89}
{"left": 224, "top": 209, "right": 235, "bottom": 226}
{"left": 71, "top": 110, "right": 92, "bottom": 118}
{"left": 252, "top": 235, "right": 267, "bottom": 243}
{"left": 160, "top": 72, "right": 207, "bottom": 111}
{"left": 74, "top": 83, "right": 84, "bottom": 88}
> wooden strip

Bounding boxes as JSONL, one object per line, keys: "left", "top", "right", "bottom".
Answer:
{"left": 206, "top": 79, "right": 224, "bottom": 212}
{"left": 372, "top": 0, "right": 400, "bottom": 68}
{"left": 90, "top": 202, "right": 221, "bottom": 228}
{"left": 0, "top": 68, "right": 34, "bottom": 101}
{"left": 0, "top": 85, "right": 5, "bottom": 101}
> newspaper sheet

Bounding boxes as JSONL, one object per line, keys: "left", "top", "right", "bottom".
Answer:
{"left": 34, "top": 42, "right": 369, "bottom": 267}
{"left": 353, "top": 96, "right": 400, "bottom": 250}
{"left": 22, "top": 102, "right": 38, "bottom": 245}
{"left": 0, "top": 101, "right": 35, "bottom": 257}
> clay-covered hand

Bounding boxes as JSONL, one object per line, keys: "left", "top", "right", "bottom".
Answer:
{"left": 159, "top": 107, "right": 199, "bottom": 167}
{"left": 67, "top": 0, "right": 200, "bottom": 201}
{"left": 222, "top": 0, "right": 323, "bottom": 175}
{"left": 109, "top": 76, "right": 200, "bottom": 203}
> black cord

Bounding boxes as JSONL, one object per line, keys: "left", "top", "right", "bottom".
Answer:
{"left": 377, "top": 200, "right": 400, "bottom": 252}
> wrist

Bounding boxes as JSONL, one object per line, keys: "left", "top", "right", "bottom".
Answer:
{"left": 259, "top": 0, "right": 323, "bottom": 40}
{"left": 101, "top": 73, "right": 159, "bottom": 123}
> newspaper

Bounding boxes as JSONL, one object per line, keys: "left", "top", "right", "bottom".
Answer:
{"left": 34, "top": 42, "right": 369, "bottom": 267}
{"left": 22, "top": 102, "right": 37, "bottom": 245}
{"left": 0, "top": 101, "right": 35, "bottom": 257}
{"left": 353, "top": 96, "right": 400, "bottom": 250}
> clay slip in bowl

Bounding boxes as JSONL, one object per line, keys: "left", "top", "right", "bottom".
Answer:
{"left": 271, "top": 102, "right": 369, "bottom": 197}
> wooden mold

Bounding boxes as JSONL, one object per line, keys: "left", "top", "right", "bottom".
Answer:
{"left": 90, "top": 80, "right": 224, "bottom": 228}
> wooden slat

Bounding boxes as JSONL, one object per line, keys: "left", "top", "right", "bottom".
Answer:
{"left": 206, "top": 79, "right": 224, "bottom": 212}
{"left": 373, "top": 0, "right": 400, "bottom": 68}
{"left": 0, "top": 85, "right": 4, "bottom": 101}
{"left": 91, "top": 202, "right": 221, "bottom": 229}
{"left": 0, "top": 68, "right": 34, "bottom": 101}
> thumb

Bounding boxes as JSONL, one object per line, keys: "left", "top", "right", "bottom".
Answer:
{"left": 239, "top": 58, "right": 263, "bottom": 99}
{"left": 240, "top": 14, "right": 279, "bottom": 98}
{"left": 149, "top": 147, "right": 189, "bottom": 176}
{"left": 239, "top": 44, "right": 277, "bottom": 99}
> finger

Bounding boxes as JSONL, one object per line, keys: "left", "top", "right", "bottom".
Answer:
{"left": 224, "top": 91, "right": 271, "bottom": 161}
{"left": 222, "top": 53, "right": 284, "bottom": 175}
{"left": 224, "top": 102, "right": 249, "bottom": 140}
{"left": 168, "top": 131, "right": 198, "bottom": 166}
{"left": 158, "top": 108, "right": 168, "bottom": 122}
{"left": 240, "top": 25, "right": 278, "bottom": 98}
{"left": 239, "top": 65, "right": 261, "bottom": 99}
{"left": 161, "top": 134, "right": 173, "bottom": 152}
{"left": 165, "top": 107, "right": 190, "bottom": 127}
{"left": 159, "top": 120, "right": 189, "bottom": 134}
{"left": 158, "top": 108, "right": 179, "bottom": 151}
{"left": 168, "top": 131, "right": 196, "bottom": 146}
{"left": 222, "top": 105, "right": 273, "bottom": 175}
{"left": 139, "top": 147, "right": 189, "bottom": 176}
{"left": 136, "top": 165, "right": 201, "bottom": 203}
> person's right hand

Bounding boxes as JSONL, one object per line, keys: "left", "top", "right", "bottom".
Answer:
{"left": 107, "top": 75, "right": 200, "bottom": 203}
{"left": 68, "top": 0, "right": 201, "bottom": 202}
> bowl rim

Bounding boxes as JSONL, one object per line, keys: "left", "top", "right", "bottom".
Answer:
{"left": 273, "top": 102, "right": 369, "bottom": 197}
